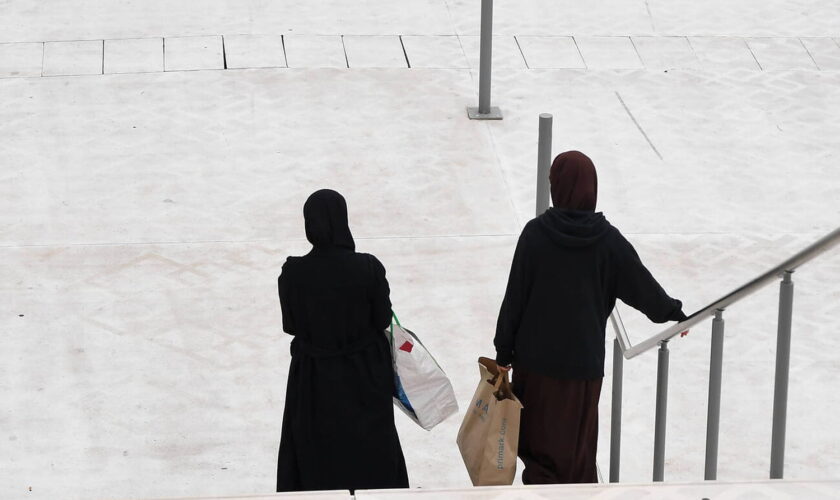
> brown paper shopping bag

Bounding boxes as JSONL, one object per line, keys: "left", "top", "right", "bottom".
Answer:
{"left": 456, "top": 357, "right": 523, "bottom": 486}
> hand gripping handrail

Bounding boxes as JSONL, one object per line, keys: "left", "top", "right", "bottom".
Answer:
{"left": 621, "top": 225, "right": 840, "bottom": 359}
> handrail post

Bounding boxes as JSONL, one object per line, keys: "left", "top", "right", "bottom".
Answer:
{"left": 653, "top": 340, "right": 670, "bottom": 482}
{"left": 770, "top": 271, "right": 795, "bottom": 479}
{"left": 704, "top": 309, "right": 726, "bottom": 480}
{"left": 610, "top": 337, "right": 623, "bottom": 482}
{"left": 536, "top": 113, "right": 552, "bottom": 216}
{"left": 467, "top": 0, "right": 502, "bottom": 120}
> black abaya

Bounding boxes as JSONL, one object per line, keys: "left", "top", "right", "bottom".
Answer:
{"left": 276, "top": 190, "right": 408, "bottom": 492}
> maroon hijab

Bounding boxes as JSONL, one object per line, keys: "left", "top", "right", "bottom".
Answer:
{"left": 549, "top": 151, "right": 598, "bottom": 211}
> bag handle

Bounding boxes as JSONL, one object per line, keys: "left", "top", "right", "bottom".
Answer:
{"left": 493, "top": 371, "right": 513, "bottom": 400}
{"left": 389, "top": 312, "right": 401, "bottom": 345}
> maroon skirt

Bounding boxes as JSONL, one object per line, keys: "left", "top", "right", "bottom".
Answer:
{"left": 512, "top": 366, "right": 603, "bottom": 484}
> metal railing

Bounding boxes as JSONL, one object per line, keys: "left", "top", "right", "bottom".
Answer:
{"left": 533, "top": 112, "right": 840, "bottom": 484}
{"left": 606, "top": 227, "right": 840, "bottom": 483}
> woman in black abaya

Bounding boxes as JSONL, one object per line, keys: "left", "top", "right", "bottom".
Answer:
{"left": 276, "top": 189, "right": 409, "bottom": 492}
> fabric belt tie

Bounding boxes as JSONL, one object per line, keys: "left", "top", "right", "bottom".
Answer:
{"left": 291, "top": 334, "right": 380, "bottom": 359}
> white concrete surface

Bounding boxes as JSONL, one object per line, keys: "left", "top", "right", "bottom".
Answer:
{"left": 3, "top": 1, "right": 840, "bottom": 500}
{"left": 9, "top": 36, "right": 840, "bottom": 79}
{"left": 515, "top": 37, "right": 585, "bottom": 70}
{"left": 356, "top": 480, "right": 840, "bottom": 499}
{"left": 343, "top": 36, "right": 407, "bottom": 69}
{"left": 688, "top": 36, "right": 760, "bottom": 70}
{"left": 104, "top": 38, "right": 164, "bottom": 74}
{"left": 0, "top": 42, "right": 43, "bottom": 78}
{"left": 632, "top": 36, "right": 700, "bottom": 71}
{"left": 801, "top": 37, "right": 840, "bottom": 70}
{"left": 575, "top": 37, "right": 643, "bottom": 70}
{"left": 283, "top": 35, "right": 346, "bottom": 69}
{"left": 401, "top": 36, "right": 468, "bottom": 70}
{"left": 42, "top": 40, "right": 103, "bottom": 76}
{"left": 164, "top": 36, "right": 224, "bottom": 71}
{"left": 223, "top": 36, "right": 287, "bottom": 70}
{"left": 747, "top": 38, "right": 818, "bottom": 71}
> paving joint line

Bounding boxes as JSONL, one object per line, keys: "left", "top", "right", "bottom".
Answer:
{"left": 615, "top": 90, "right": 663, "bottom": 161}
{"left": 399, "top": 35, "right": 411, "bottom": 68}
{"left": 799, "top": 37, "right": 820, "bottom": 70}
{"left": 744, "top": 38, "right": 763, "bottom": 70}
{"left": 514, "top": 36, "right": 530, "bottom": 69}
{"left": 221, "top": 35, "right": 228, "bottom": 69}
{"left": 340, "top": 34, "right": 349, "bottom": 68}
{"left": 644, "top": 0, "right": 657, "bottom": 33}
{"left": 572, "top": 36, "right": 588, "bottom": 69}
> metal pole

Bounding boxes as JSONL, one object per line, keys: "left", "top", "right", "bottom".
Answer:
{"left": 477, "top": 0, "right": 492, "bottom": 115}
{"left": 653, "top": 340, "right": 670, "bottom": 482}
{"left": 610, "top": 337, "right": 624, "bottom": 483}
{"left": 704, "top": 309, "right": 725, "bottom": 480}
{"left": 536, "top": 113, "right": 552, "bottom": 216}
{"left": 770, "top": 271, "right": 794, "bottom": 479}
{"left": 467, "top": 0, "right": 502, "bottom": 120}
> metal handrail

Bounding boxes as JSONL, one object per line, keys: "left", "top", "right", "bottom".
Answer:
{"left": 607, "top": 224, "right": 840, "bottom": 483}
{"left": 622, "top": 226, "right": 840, "bottom": 359}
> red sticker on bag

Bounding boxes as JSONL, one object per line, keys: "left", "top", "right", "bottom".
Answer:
{"left": 399, "top": 341, "right": 414, "bottom": 353}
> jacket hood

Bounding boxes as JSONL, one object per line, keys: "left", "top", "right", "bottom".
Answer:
{"left": 535, "top": 208, "right": 612, "bottom": 247}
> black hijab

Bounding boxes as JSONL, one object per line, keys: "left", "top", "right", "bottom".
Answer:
{"left": 303, "top": 189, "right": 356, "bottom": 251}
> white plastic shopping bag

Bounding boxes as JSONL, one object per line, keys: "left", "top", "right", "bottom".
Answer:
{"left": 386, "top": 314, "right": 459, "bottom": 430}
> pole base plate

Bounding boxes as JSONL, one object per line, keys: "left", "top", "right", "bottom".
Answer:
{"left": 467, "top": 106, "right": 503, "bottom": 120}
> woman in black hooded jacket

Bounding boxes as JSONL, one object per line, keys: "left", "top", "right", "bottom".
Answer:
{"left": 276, "top": 189, "right": 409, "bottom": 492}
{"left": 494, "top": 151, "right": 688, "bottom": 484}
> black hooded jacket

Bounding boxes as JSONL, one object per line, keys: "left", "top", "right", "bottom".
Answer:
{"left": 494, "top": 208, "right": 687, "bottom": 379}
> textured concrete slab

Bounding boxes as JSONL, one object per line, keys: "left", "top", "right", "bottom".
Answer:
{"left": 0, "top": 69, "right": 516, "bottom": 246}
{"left": 632, "top": 36, "right": 700, "bottom": 70}
{"left": 223, "top": 35, "right": 287, "bottom": 70}
{"left": 356, "top": 480, "right": 840, "bottom": 499}
{"left": 801, "top": 37, "right": 840, "bottom": 70}
{"left": 689, "top": 37, "right": 760, "bottom": 70}
{"left": 343, "top": 36, "right": 407, "bottom": 68}
{"left": 1, "top": 0, "right": 840, "bottom": 44}
{"left": 42, "top": 40, "right": 103, "bottom": 76}
{"left": 575, "top": 37, "right": 643, "bottom": 69}
{"left": 164, "top": 36, "right": 224, "bottom": 71}
{"left": 647, "top": 0, "right": 840, "bottom": 37}
{"left": 0, "top": 0, "right": 456, "bottom": 43}
{"left": 0, "top": 42, "right": 43, "bottom": 78}
{"left": 448, "top": 0, "right": 653, "bottom": 37}
{"left": 401, "top": 36, "right": 468, "bottom": 69}
{"left": 747, "top": 37, "right": 817, "bottom": 71}
{"left": 482, "top": 70, "right": 840, "bottom": 236}
{"left": 283, "top": 35, "right": 346, "bottom": 68}
{"left": 104, "top": 38, "right": 163, "bottom": 74}
{"left": 460, "top": 36, "right": 526, "bottom": 70}
{"left": 515, "top": 36, "right": 585, "bottom": 69}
